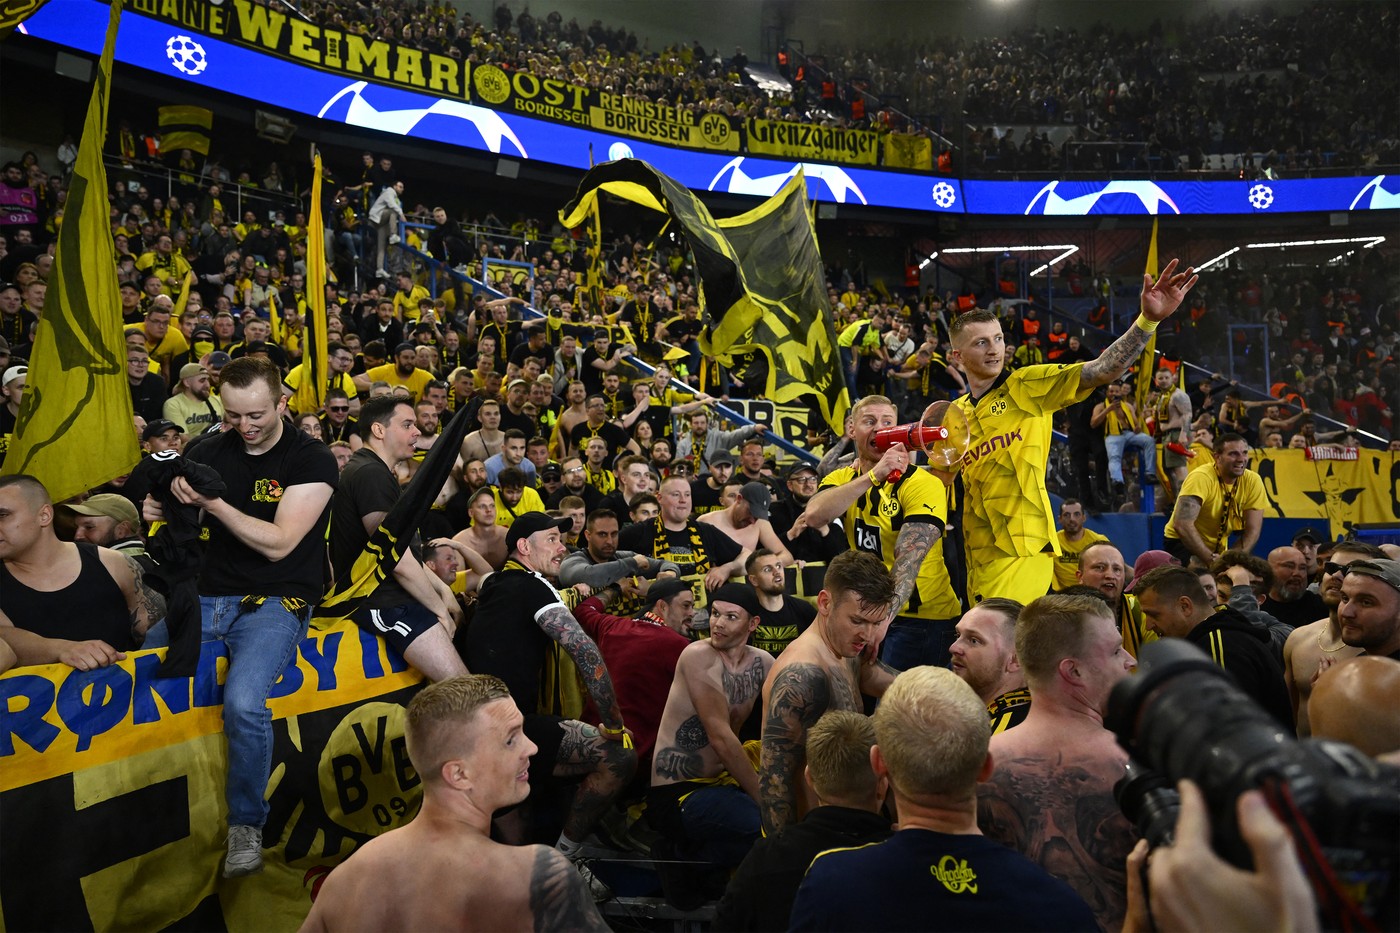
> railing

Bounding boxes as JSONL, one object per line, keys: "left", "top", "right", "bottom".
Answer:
{"left": 104, "top": 156, "right": 300, "bottom": 221}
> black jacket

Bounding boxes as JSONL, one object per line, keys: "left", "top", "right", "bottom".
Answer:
{"left": 1187, "top": 607, "right": 1294, "bottom": 729}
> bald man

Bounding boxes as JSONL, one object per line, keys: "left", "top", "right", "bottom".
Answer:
{"left": 1260, "top": 546, "right": 1326, "bottom": 630}
{"left": 1308, "top": 656, "right": 1400, "bottom": 758}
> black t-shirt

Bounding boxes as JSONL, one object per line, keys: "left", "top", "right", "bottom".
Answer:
{"left": 509, "top": 340, "right": 550, "bottom": 370}
{"left": 328, "top": 448, "right": 413, "bottom": 608}
{"left": 130, "top": 374, "right": 169, "bottom": 424}
{"left": 465, "top": 565, "right": 567, "bottom": 716}
{"left": 579, "top": 346, "right": 618, "bottom": 394}
{"left": 187, "top": 424, "right": 338, "bottom": 601}
{"left": 619, "top": 519, "right": 742, "bottom": 574}
{"left": 751, "top": 595, "right": 817, "bottom": 657}
{"left": 663, "top": 314, "right": 702, "bottom": 345}
{"left": 498, "top": 406, "right": 537, "bottom": 439}
{"left": 570, "top": 420, "right": 632, "bottom": 461}
{"left": 1260, "top": 590, "right": 1328, "bottom": 630}
{"left": 690, "top": 477, "right": 724, "bottom": 516}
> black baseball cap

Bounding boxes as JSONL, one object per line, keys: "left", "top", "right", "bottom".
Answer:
{"left": 708, "top": 454, "right": 734, "bottom": 469}
{"left": 505, "top": 512, "right": 572, "bottom": 552}
{"left": 1292, "top": 527, "right": 1326, "bottom": 545}
{"left": 646, "top": 578, "right": 691, "bottom": 605}
{"left": 143, "top": 418, "right": 181, "bottom": 440}
{"left": 785, "top": 462, "right": 819, "bottom": 480}
{"left": 709, "top": 582, "right": 763, "bottom": 617}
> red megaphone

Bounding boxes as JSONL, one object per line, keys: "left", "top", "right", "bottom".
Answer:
{"left": 872, "top": 424, "right": 951, "bottom": 482}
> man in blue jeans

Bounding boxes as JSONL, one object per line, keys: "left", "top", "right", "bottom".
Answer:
{"left": 647, "top": 583, "right": 774, "bottom": 903}
{"left": 146, "top": 356, "right": 337, "bottom": 877}
{"left": 1091, "top": 380, "right": 1155, "bottom": 500}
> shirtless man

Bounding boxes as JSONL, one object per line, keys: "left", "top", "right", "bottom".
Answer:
{"left": 1283, "top": 541, "right": 1383, "bottom": 735}
{"left": 1151, "top": 367, "right": 1193, "bottom": 503}
{"left": 698, "top": 482, "right": 794, "bottom": 566}
{"left": 298, "top": 675, "right": 608, "bottom": 932}
{"left": 648, "top": 583, "right": 774, "bottom": 870}
{"left": 552, "top": 380, "right": 589, "bottom": 458}
{"left": 452, "top": 487, "right": 508, "bottom": 569}
{"left": 759, "top": 550, "right": 899, "bottom": 835}
{"left": 976, "top": 593, "right": 1138, "bottom": 932}
{"left": 459, "top": 399, "right": 504, "bottom": 465}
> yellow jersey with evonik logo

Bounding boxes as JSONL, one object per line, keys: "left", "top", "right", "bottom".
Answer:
{"left": 954, "top": 363, "right": 1091, "bottom": 561}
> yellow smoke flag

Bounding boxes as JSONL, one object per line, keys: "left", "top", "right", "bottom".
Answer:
{"left": 292, "top": 153, "right": 331, "bottom": 416}
{"left": 2, "top": 0, "right": 140, "bottom": 499}
{"left": 1133, "top": 217, "right": 1160, "bottom": 420}
{"left": 267, "top": 286, "right": 283, "bottom": 347}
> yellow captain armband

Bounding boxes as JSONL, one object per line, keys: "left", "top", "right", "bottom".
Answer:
{"left": 1135, "top": 314, "right": 1159, "bottom": 333}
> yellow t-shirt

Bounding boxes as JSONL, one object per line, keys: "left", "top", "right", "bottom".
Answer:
{"left": 1163, "top": 467, "right": 1267, "bottom": 552}
{"left": 491, "top": 484, "right": 545, "bottom": 527}
{"left": 817, "top": 466, "right": 961, "bottom": 619}
{"left": 393, "top": 285, "right": 430, "bottom": 323}
{"left": 148, "top": 327, "right": 190, "bottom": 366}
{"left": 364, "top": 363, "right": 433, "bottom": 404}
{"left": 1052, "top": 526, "right": 1110, "bottom": 591}
{"left": 283, "top": 365, "right": 357, "bottom": 415}
{"left": 954, "top": 364, "right": 1091, "bottom": 562}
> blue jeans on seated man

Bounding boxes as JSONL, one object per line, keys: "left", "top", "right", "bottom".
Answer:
{"left": 1105, "top": 431, "right": 1156, "bottom": 484}
{"left": 201, "top": 595, "right": 308, "bottom": 829}
{"left": 680, "top": 785, "right": 760, "bottom": 868}
{"left": 881, "top": 615, "right": 959, "bottom": 671}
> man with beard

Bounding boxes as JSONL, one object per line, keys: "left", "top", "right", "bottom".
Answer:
{"left": 558, "top": 508, "right": 679, "bottom": 598}
{"left": 1052, "top": 498, "right": 1108, "bottom": 591}
{"left": 1262, "top": 545, "right": 1328, "bottom": 630}
{"left": 1282, "top": 541, "right": 1381, "bottom": 735}
{"left": 976, "top": 594, "right": 1138, "bottom": 932}
{"left": 771, "top": 462, "right": 847, "bottom": 564}
{"left": 1164, "top": 433, "right": 1265, "bottom": 566}
{"left": 355, "top": 342, "right": 433, "bottom": 403}
{"left": 318, "top": 389, "right": 360, "bottom": 447}
{"left": 745, "top": 549, "right": 817, "bottom": 657}
{"left": 1076, "top": 541, "right": 1155, "bottom": 658}
{"left": 546, "top": 456, "right": 603, "bottom": 512}
{"left": 690, "top": 454, "right": 734, "bottom": 517}
{"left": 163, "top": 363, "right": 225, "bottom": 438}
{"left": 465, "top": 512, "right": 637, "bottom": 900}
{"left": 674, "top": 410, "right": 764, "bottom": 475}
{"left": 569, "top": 394, "right": 636, "bottom": 463}
{"left": 950, "top": 597, "right": 1029, "bottom": 734}
{"left": 700, "top": 482, "right": 794, "bottom": 567}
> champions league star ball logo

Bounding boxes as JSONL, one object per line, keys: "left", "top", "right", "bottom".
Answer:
{"left": 1248, "top": 184, "right": 1275, "bottom": 210}
{"left": 166, "top": 35, "right": 208, "bottom": 76}
{"left": 932, "top": 182, "right": 957, "bottom": 209}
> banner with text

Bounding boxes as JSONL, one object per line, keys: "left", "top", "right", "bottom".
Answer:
{"left": 130, "top": 0, "right": 470, "bottom": 99}
{"left": 470, "top": 63, "right": 739, "bottom": 153}
{"left": 0, "top": 620, "right": 425, "bottom": 931}
{"left": 1250, "top": 449, "right": 1399, "bottom": 535}
{"left": 745, "top": 117, "right": 880, "bottom": 166}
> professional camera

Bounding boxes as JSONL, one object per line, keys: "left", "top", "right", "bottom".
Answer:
{"left": 1106, "top": 639, "right": 1400, "bottom": 931}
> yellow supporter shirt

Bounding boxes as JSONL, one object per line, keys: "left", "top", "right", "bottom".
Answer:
{"left": 1052, "top": 526, "right": 1110, "bottom": 591}
{"left": 283, "top": 364, "right": 357, "bottom": 415}
{"left": 363, "top": 363, "right": 433, "bottom": 404}
{"left": 1163, "top": 467, "right": 1267, "bottom": 553}
{"left": 954, "top": 363, "right": 1092, "bottom": 562}
{"left": 393, "top": 285, "right": 430, "bottom": 323}
{"left": 491, "top": 484, "right": 545, "bottom": 528}
{"left": 817, "top": 465, "right": 961, "bottom": 619}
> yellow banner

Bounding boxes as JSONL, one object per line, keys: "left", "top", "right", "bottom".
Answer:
{"left": 746, "top": 117, "right": 879, "bottom": 165}
{"left": 884, "top": 133, "right": 933, "bottom": 170}
{"left": 0, "top": 620, "right": 425, "bottom": 930}
{"left": 1251, "top": 449, "right": 1399, "bottom": 533}
{"left": 129, "top": 0, "right": 469, "bottom": 98}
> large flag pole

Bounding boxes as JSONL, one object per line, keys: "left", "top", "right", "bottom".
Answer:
{"left": 292, "top": 152, "right": 330, "bottom": 416}
{"left": 2, "top": 0, "right": 140, "bottom": 499}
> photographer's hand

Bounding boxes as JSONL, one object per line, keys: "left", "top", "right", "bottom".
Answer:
{"left": 1149, "top": 781, "right": 1318, "bottom": 933}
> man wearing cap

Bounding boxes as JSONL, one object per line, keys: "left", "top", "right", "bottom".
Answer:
{"left": 329, "top": 396, "right": 467, "bottom": 683}
{"left": 164, "top": 363, "right": 225, "bottom": 438}
{"left": 1262, "top": 545, "right": 1328, "bottom": 630}
{"left": 0, "top": 363, "right": 24, "bottom": 466}
{"left": 689, "top": 453, "right": 735, "bottom": 517}
{"left": 770, "top": 461, "right": 846, "bottom": 564}
{"left": 649, "top": 582, "right": 774, "bottom": 885}
{"left": 560, "top": 507, "right": 680, "bottom": 615}
{"left": 572, "top": 577, "right": 694, "bottom": 780}
{"left": 141, "top": 418, "right": 185, "bottom": 455}
{"left": 1292, "top": 527, "right": 1324, "bottom": 587}
{"left": 498, "top": 377, "right": 536, "bottom": 437}
{"left": 1135, "top": 565, "right": 1293, "bottom": 727}
{"left": 699, "top": 481, "right": 795, "bottom": 567}
{"left": 61, "top": 493, "right": 150, "bottom": 560}
{"left": 1337, "top": 558, "right": 1400, "bottom": 661}
{"left": 354, "top": 342, "right": 433, "bottom": 404}
{"left": 465, "top": 511, "right": 637, "bottom": 900}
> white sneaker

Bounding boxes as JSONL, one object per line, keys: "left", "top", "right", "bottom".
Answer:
{"left": 570, "top": 855, "right": 613, "bottom": 902}
{"left": 223, "top": 824, "right": 264, "bottom": 878}
{"left": 375, "top": 268, "right": 390, "bottom": 278}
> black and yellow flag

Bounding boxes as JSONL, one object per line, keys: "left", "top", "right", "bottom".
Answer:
{"left": 558, "top": 159, "right": 849, "bottom": 432}
{"left": 292, "top": 153, "right": 330, "bottom": 416}
{"left": 157, "top": 104, "right": 213, "bottom": 156}
{"left": 1, "top": 0, "right": 140, "bottom": 499}
{"left": 314, "top": 406, "right": 473, "bottom": 625}
{"left": 1133, "top": 217, "right": 1160, "bottom": 420}
{"left": 0, "top": 0, "right": 50, "bottom": 41}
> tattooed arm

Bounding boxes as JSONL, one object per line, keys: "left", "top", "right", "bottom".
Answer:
{"left": 889, "top": 520, "right": 941, "bottom": 617}
{"left": 536, "top": 605, "right": 625, "bottom": 732}
{"left": 123, "top": 555, "right": 166, "bottom": 637}
{"left": 759, "top": 662, "right": 831, "bottom": 835}
{"left": 529, "top": 847, "right": 609, "bottom": 933}
{"left": 1081, "top": 257, "right": 1198, "bottom": 389}
{"left": 691, "top": 652, "right": 761, "bottom": 801}
{"left": 1168, "top": 496, "right": 1215, "bottom": 564}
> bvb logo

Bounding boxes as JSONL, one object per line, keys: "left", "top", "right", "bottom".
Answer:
{"left": 989, "top": 398, "right": 1007, "bottom": 416}
{"left": 319, "top": 702, "right": 423, "bottom": 836}
{"left": 879, "top": 495, "right": 901, "bottom": 518}
{"left": 700, "top": 113, "right": 731, "bottom": 146}
{"left": 474, "top": 64, "right": 512, "bottom": 105}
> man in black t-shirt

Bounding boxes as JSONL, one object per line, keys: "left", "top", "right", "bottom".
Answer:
{"left": 569, "top": 394, "right": 637, "bottom": 462}
{"left": 745, "top": 549, "right": 817, "bottom": 657}
{"left": 465, "top": 511, "right": 637, "bottom": 902}
{"left": 580, "top": 329, "right": 633, "bottom": 395}
{"left": 620, "top": 475, "right": 748, "bottom": 593}
{"left": 329, "top": 397, "right": 466, "bottom": 682}
{"left": 689, "top": 455, "right": 733, "bottom": 517}
{"left": 145, "top": 357, "right": 337, "bottom": 881}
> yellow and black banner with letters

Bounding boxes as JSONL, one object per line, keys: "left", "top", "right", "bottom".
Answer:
{"left": 129, "top": 0, "right": 470, "bottom": 98}
{"left": 0, "top": 621, "right": 425, "bottom": 930}
{"left": 745, "top": 117, "right": 880, "bottom": 165}
{"left": 1250, "top": 448, "right": 1399, "bottom": 534}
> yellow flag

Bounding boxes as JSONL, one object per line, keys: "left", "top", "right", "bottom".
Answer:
{"left": 267, "top": 287, "right": 283, "bottom": 347}
{"left": 1133, "top": 217, "right": 1159, "bottom": 420}
{"left": 2, "top": 0, "right": 140, "bottom": 499}
{"left": 293, "top": 153, "right": 331, "bottom": 416}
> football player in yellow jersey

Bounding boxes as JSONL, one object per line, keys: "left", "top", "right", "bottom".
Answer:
{"left": 799, "top": 395, "right": 962, "bottom": 670}
{"left": 946, "top": 258, "right": 1197, "bottom": 604}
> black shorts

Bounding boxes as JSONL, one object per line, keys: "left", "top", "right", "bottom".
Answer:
{"left": 351, "top": 602, "right": 439, "bottom": 656}
{"left": 523, "top": 713, "right": 567, "bottom": 789}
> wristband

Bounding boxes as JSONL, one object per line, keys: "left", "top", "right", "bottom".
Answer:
{"left": 599, "top": 724, "right": 627, "bottom": 736}
{"left": 1135, "top": 314, "right": 1159, "bottom": 333}
{"left": 866, "top": 469, "right": 882, "bottom": 488}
